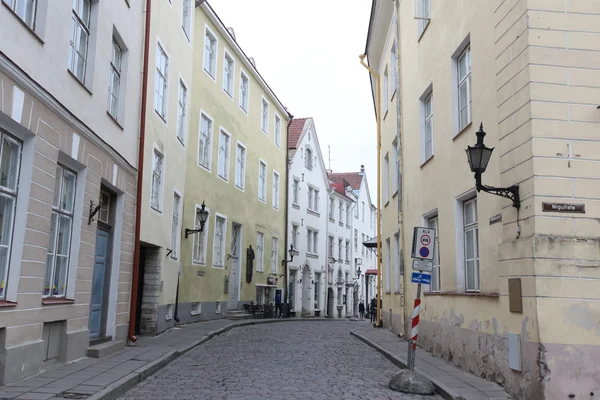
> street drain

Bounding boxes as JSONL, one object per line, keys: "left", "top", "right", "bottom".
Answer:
{"left": 57, "top": 392, "right": 89, "bottom": 399}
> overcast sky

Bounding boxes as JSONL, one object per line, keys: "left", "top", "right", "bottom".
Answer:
{"left": 209, "top": 0, "right": 377, "bottom": 201}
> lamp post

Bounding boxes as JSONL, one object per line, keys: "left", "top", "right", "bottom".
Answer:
{"left": 466, "top": 124, "right": 520, "bottom": 209}
{"left": 359, "top": 54, "right": 383, "bottom": 328}
{"left": 184, "top": 201, "right": 209, "bottom": 238}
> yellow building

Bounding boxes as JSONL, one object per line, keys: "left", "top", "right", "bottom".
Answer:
{"left": 175, "top": 3, "right": 291, "bottom": 322}
{"left": 366, "top": 1, "right": 600, "bottom": 399}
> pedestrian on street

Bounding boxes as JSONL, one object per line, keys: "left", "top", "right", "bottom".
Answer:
{"left": 370, "top": 298, "right": 377, "bottom": 323}
{"left": 358, "top": 301, "right": 365, "bottom": 319}
{"left": 275, "top": 291, "right": 282, "bottom": 318}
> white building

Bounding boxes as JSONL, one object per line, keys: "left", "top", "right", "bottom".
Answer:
{"left": 326, "top": 179, "right": 356, "bottom": 318}
{"left": 286, "top": 118, "right": 328, "bottom": 317}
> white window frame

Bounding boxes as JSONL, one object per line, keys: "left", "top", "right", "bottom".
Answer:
{"left": 383, "top": 66, "right": 389, "bottom": 116}
{"left": 328, "top": 236, "right": 334, "bottom": 258}
{"left": 198, "top": 110, "right": 213, "bottom": 171}
{"left": 154, "top": 41, "right": 169, "bottom": 120}
{"left": 292, "top": 178, "right": 300, "bottom": 205}
{"left": 258, "top": 160, "right": 267, "bottom": 202}
{"left": 338, "top": 238, "right": 343, "bottom": 260}
{"left": 339, "top": 201, "right": 344, "bottom": 223}
{"left": 291, "top": 224, "right": 299, "bottom": 249}
{"left": 354, "top": 229, "right": 358, "bottom": 251}
{"left": 392, "top": 137, "right": 399, "bottom": 195}
{"left": 457, "top": 46, "right": 472, "bottom": 132}
{"left": 108, "top": 38, "right": 122, "bottom": 121}
{"left": 256, "top": 231, "right": 265, "bottom": 272}
{"left": 419, "top": 85, "right": 434, "bottom": 164}
{"left": 390, "top": 42, "right": 397, "bottom": 96}
{"left": 305, "top": 147, "right": 313, "bottom": 170}
{"left": 385, "top": 238, "right": 391, "bottom": 292}
{"left": 192, "top": 204, "right": 210, "bottom": 265}
{"left": 203, "top": 25, "right": 218, "bottom": 81}
{"left": 170, "top": 190, "right": 182, "bottom": 260}
{"left": 212, "top": 213, "right": 227, "bottom": 268}
{"left": 261, "top": 97, "right": 269, "bottom": 134}
{"left": 272, "top": 170, "right": 280, "bottom": 210}
{"left": 6, "top": 0, "right": 38, "bottom": 29}
{"left": 234, "top": 141, "right": 246, "bottom": 191}
{"left": 181, "top": 0, "right": 192, "bottom": 41}
{"left": 418, "top": 0, "right": 431, "bottom": 37}
{"left": 150, "top": 148, "right": 164, "bottom": 212}
{"left": 274, "top": 113, "right": 282, "bottom": 147}
{"left": 176, "top": 77, "right": 188, "bottom": 146}
{"left": 463, "top": 198, "right": 479, "bottom": 292}
{"left": 190, "top": 302, "right": 201, "bottom": 315}
{"left": 427, "top": 214, "right": 440, "bottom": 292}
{"left": 329, "top": 198, "right": 335, "bottom": 220}
{"left": 345, "top": 240, "right": 350, "bottom": 261}
{"left": 270, "top": 237, "right": 278, "bottom": 274}
{"left": 394, "top": 232, "right": 400, "bottom": 292}
{"left": 239, "top": 69, "right": 249, "bottom": 114}
{"left": 217, "top": 128, "right": 231, "bottom": 182}
{"left": 222, "top": 50, "right": 235, "bottom": 99}
{"left": 68, "top": 0, "right": 91, "bottom": 83}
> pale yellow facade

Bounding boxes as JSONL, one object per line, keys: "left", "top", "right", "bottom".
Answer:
{"left": 367, "top": 0, "right": 600, "bottom": 399}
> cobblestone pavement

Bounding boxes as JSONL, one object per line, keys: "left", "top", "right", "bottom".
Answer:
{"left": 119, "top": 321, "right": 442, "bottom": 400}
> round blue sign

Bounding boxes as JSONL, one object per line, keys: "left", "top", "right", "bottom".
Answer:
{"left": 419, "top": 247, "right": 430, "bottom": 258}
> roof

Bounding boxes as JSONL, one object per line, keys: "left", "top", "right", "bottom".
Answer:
{"left": 329, "top": 181, "right": 353, "bottom": 202}
{"left": 288, "top": 118, "right": 309, "bottom": 149}
{"left": 365, "top": 269, "right": 378, "bottom": 275}
{"left": 328, "top": 172, "right": 364, "bottom": 191}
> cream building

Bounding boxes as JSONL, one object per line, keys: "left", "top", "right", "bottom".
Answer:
{"left": 173, "top": 2, "right": 291, "bottom": 323}
{"left": 366, "top": 0, "right": 600, "bottom": 399}
{"left": 0, "top": 0, "right": 143, "bottom": 383}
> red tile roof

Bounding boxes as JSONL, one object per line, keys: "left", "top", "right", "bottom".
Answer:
{"left": 329, "top": 181, "right": 353, "bottom": 201}
{"left": 328, "top": 172, "right": 363, "bottom": 191}
{"left": 288, "top": 118, "right": 309, "bottom": 149}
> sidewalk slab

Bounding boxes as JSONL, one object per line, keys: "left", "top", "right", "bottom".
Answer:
{"left": 0, "top": 317, "right": 338, "bottom": 400}
{"left": 351, "top": 326, "right": 514, "bottom": 400}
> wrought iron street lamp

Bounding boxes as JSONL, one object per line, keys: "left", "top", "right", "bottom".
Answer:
{"left": 466, "top": 124, "right": 520, "bottom": 209}
{"left": 184, "top": 201, "right": 209, "bottom": 239}
{"left": 281, "top": 244, "right": 298, "bottom": 266}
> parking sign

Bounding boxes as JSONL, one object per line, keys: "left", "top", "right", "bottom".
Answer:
{"left": 411, "top": 227, "right": 435, "bottom": 261}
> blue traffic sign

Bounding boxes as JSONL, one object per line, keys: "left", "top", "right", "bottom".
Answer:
{"left": 411, "top": 272, "right": 432, "bottom": 285}
{"left": 419, "top": 247, "right": 430, "bottom": 258}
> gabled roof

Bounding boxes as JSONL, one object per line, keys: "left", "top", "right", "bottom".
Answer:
{"left": 288, "top": 118, "right": 309, "bottom": 150}
{"left": 328, "top": 172, "right": 364, "bottom": 191}
{"left": 329, "top": 180, "right": 354, "bottom": 202}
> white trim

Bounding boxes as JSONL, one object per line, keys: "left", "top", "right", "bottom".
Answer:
{"left": 272, "top": 170, "right": 280, "bottom": 210}
{"left": 154, "top": 37, "right": 170, "bottom": 123}
{"left": 255, "top": 230, "right": 265, "bottom": 272}
{"left": 203, "top": 24, "right": 218, "bottom": 83}
{"left": 217, "top": 126, "right": 231, "bottom": 182}
{"left": 180, "top": 0, "right": 193, "bottom": 43}
{"left": 274, "top": 113, "right": 282, "bottom": 148}
{"left": 106, "top": 189, "right": 124, "bottom": 338}
{"left": 149, "top": 144, "right": 165, "bottom": 214}
{"left": 238, "top": 68, "right": 250, "bottom": 115}
{"left": 455, "top": 188, "right": 477, "bottom": 293}
{"left": 419, "top": 83, "right": 434, "bottom": 165}
{"left": 197, "top": 109, "right": 214, "bottom": 172}
{"left": 451, "top": 34, "right": 471, "bottom": 137}
{"left": 260, "top": 96, "right": 270, "bottom": 135}
{"left": 176, "top": 74, "right": 189, "bottom": 148}
{"left": 222, "top": 49, "right": 235, "bottom": 100}
{"left": 191, "top": 204, "right": 211, "bottom": 266}
{"left": 170, "top": 187, "right": 183, "bottom": 260}
{"left": 212, "top": 212, "right": 228, "bottom": 268}
{"left": 190, "top": 302, "right": 201, "bottom": 315}
{"left": 234, "top": 140, "right": 247, "bottom": 192}
{"left": 258, "top": 158, "right": 267, "bottom": 203}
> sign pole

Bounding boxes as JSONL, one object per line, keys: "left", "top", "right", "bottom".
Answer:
{"left": 408, "top": 281, "right": 422, "bottom": 370}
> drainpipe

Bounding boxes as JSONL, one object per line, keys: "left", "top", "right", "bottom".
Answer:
{"left": 284, "top": 114, "right": 294, "bottom": 311}
{"left": 128, "top": 0, "right": 152, "bottom": 343}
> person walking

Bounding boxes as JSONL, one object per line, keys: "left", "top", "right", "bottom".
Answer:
{"left": 275, "top": 291, "right": 282, "bottom": 318}
{"left": 370, "top": 298, "right": 377, "bottom": 323}
{"left": 358, "top": 300, "right": 365, "bottom": 319}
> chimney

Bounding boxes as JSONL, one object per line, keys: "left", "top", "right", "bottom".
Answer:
{"left": 360, "top": 164, "right": 365, "bottom": 174}
{"left": 227, "top": 27, "right": 236, "bottom": 41}
{"left": 249, "top": 57, "right": 256, "bottom": 67}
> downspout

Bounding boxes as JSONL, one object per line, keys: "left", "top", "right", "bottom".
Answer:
{"left": 128, "top": 0, "right": 152, "bottom": 343}
{"left": 284, "top": 114, "right": 294, "bottom": 309}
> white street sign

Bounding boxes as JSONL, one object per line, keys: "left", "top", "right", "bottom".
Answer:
{"left": 411, "top": 227, "right": 435, "bottom": 261}
{"left": 412, "top": 259, "right": 433, "bottom": 272}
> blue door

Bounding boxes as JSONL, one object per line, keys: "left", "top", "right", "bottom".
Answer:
{"left": 90, "top": 230, "right": 109, "bottom": 338}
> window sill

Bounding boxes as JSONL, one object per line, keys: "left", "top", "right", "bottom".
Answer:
{"left": 3, "top": 3, "right": 44, "bottom": 44}
{"left": 212, "top": 264, "right": 225, "bottom": 269}
{"left": 346, "top": 224, "right": 351, "bottom": 229}
{"left": 306, "top": 252, "right": 318, "bottom": 259}
{"left": 390, "top": 90, "right": 397, "bottom": 102}
{"left": 307, "top": 209, "right": 320, "bottom": 217}
{"left": 68, "top": 69, "right": 93, "bottom": 95}
{"left": 329, "top": 217, "right": 335, "bottom": 222}
{"left": 0, "top": 300, "right": 17, "bottom": 308}
{"left": 423, "top": 291, "right": 500, "bottom": 298}
{"left": 292, "top": 203, "right": 300, "bottom": 210}
{"left": 190, "top": 311, "right": 201, "bottom": 316}
{"left": 385, "top": 291, "right": 392, "bottom": 295}
{"left": 393, "top": 291, "right": 402, "bottom": 295}
{"left": 107, "top": 111, "right": 124, "bottom": 130}
{"left": 453, "top": 121, "right": 473, "bottom": 140}
{"left": 150, "top": 205, "right": 162, "bottom": 214}
{"left": 417, "top": 21, "right": 431, "bottom": 43}
{"left": 154, "top": 109, "right": 167, "bottom": 124}
{"left": 392, "top": 189, "right": 399, "bottom": 199}
{"left": 345, "top": 260, "right": 350, "bottom": 265}
{"left": 420, "top": 154, "right": 434, "bottom": 168}
{"left": 338, "top": 222, "right": 344, "bottom": 227}
{"left": 42, "top": 298, "right": 75, "bottom": 305}
{"left": 192, "top": 261, "right": 206, "bottom": 267}
{"left": 198, "top": 163, "right": 211, "bottom": 173}
{"left": 383, "top": 110, "right": 388, "bottom": 120}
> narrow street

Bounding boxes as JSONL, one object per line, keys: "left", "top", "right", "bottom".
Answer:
{"left": 119, "top": 321, "right": 441, "bottom": 400}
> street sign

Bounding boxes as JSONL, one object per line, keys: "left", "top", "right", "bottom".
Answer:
{"left": 411, "top": 272, "right": 432, "bottom": 285}
{"left": 411, "top": 227, "right": 435, "bottom": 261}
{"left": 412, "top": 259, "right": 433, "bottom": 272}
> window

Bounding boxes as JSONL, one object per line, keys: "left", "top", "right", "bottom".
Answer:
{"left": 6, "top": 0, "right": 37, "bottom": 28}
{"left": 181, "top": 0, "right": 191, "bottom": 39}
{"left": 458, "top": 46, "right": 472, "bottom": 131}
{"left": 423, "top": 92, "right": 434, "bottom": 161}
{"left": 307, "top": 229, "right": 317, "bottom": 253}
{"left": 272, "top": 171, "right": 280, "bottom": 209}
{"left": 108, "top": 39, "right": 122, "bottom": 120}
{"left": 307, "top": 187, "right": 319, "bottom": 212}
{"left": 339, "top": 202, "right": 343, "bottom": 223}
{"left": 150, "top": 149, "right": 163, "bottom": 211}
{"left": 98, "top": 191, "right": 110, "bottom": 224}
{"left": 170, "top": 192, "right": 181, "bottom": 259}
{"left": 198, "top": 113, "right": 212, "bottom": 169}
{"left": 394, "top": 232, "right": 400, "bottom": 292}
{"left": 390, "top": 43, "right": 397, "bottom": 93}
{"left": 329, "top": 198, "right": 334, "bottom": 220}
{"left": 428, "top": 216, "right": 440, "bottom": 292}
{"left": 345, "top": 240, "right": 350, "bottom": 261}
{"left": 362, "top": 201, "right": 365, "bottom": 222}
{"left": 274, "top": 114, "right": 281, "bottom": 147}
{"left": 354, "top": 202, "right": 359, "bottom": 219}
{"left": 191, "top": 302, "right": 201, "bottom": 315}
{"left": 328, "top": 236, "right": 334, "bottom": 258}
{"left": 305, "top": 148, "right": 313, "bottom": 170}
{"left": 204, "top": 27, "right": 217, "bottom": 79}
{"left": 68, "top": 0, "right": 91, "bottom": 83}
{"left": 165, "top": 304, "right": 173, "bottom": 320}
{"left": 256, "top": 232, "right": 264, "bottom": 272}
{"left": 418, "top": 0, "right": 431, "bottom": 36}
{"left": 216, "top": 302, "right": 221, "bottom": 313}
{"left": 338, "top": 238, "right": 343, "bottom": 260}
{"left": 213, "top": 215, "right": 226, "bottom": 267}
{"left": 0, "top": 133, "right": 21, "bottom": 300}
{"left": 192, "top": 205, "right": 209, "bottom": 265}
{"left": 361, "top": 234, "right": 365, "bottom": 256}
{"left": 392, "top": 138, "right": 399, "bottom": 194}
{"left": 223, "top": 52, "right": 234, "bottom": 97}
{"left": 464, "top": 198, "right": 479, "bottom": 291}
{"left": 44, "top": 166, "right": 76, "bottom": 298}
{"left": 177, "top": 79, "right": 188, "bottom": 144}
{"left": 154, "top": 44, "right": 168, "bottom": 118}
{"left": 370, "top": 210, "right": 373, "bottom": 228}
{"left": 217, "top": 130, "right": 230, "bottom": 181}
{"left": 314, "top": 273, "right": 320, "bottom": 309}
{"left": 261, "top": 98, "right": 269, "bottom": 134}
{"left": 258, "top": 161, "right": 267, "bottom": 202}
{"left": 292, "top": 179, "right": 299, "bottom": 204}
{"left": 385, "top": 238, "right": 391, "bottom": 292}
{"left": 383, "top": 67, "right": 388, "bottom": 115}
{"left": 291, "top": 224, "right": 298, "bottom": 248}
{"left": 354, "top": 229, "right": 358, "bottom": 251}
{"left": 270, "top": 237, "right": 278, "bottom": 273}
{"left": 383, "top": 153, "right": 389, "bottom": 201}
{"left": 239, "top": 71, "right": 249, "bottom": 112}
{"left": 235, "top": 142, "right": 246, "bottom": 190}
{"left": 346, "top": 206, "right": 351, "bottom": 225}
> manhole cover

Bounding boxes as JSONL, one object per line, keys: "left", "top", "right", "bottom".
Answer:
{"left": 57, "top": 392, "right": 88, "bottom": 399}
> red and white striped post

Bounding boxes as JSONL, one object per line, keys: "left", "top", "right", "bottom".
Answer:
{"left": 407, "top": 283, "right": 422, "bottom": 370}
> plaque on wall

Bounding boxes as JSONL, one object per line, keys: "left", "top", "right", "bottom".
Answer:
{"left": 542, "top": 202, "right": 585, "bottom": 213}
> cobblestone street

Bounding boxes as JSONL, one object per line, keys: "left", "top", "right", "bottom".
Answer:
{"left": 119, "top": 321, "right": 441, "bottom": 400}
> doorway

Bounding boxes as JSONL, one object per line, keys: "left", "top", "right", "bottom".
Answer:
{"left": 228, "top": 223, "right": 242, "bottom": 310}
{"left": 288, "top": 270, "right": 295, "bottom": 310}
{"left": 301, "top": 265, "right": 310, "bottom": 312}
{"left": 327, "top": 288, "right": 334, "bottom": 317}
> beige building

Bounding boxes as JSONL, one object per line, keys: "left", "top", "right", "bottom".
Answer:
{"left": 0, "top": 0, "right": 143, "bottom": 383}
{"left": 366, "top": 0, "right": 600, "bottom": 399}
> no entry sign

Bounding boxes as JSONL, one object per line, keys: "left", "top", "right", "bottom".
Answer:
{"left": 411, "top": 227, "right": 435, "bottom": 261}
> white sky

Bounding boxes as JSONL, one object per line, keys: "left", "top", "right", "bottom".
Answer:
{"left": 209, "top": 0, "right": 377, "bottom": 201}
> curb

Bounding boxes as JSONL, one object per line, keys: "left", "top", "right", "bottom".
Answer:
{"left": 87, "top": 317, "right": 344, "bottom": 400}
{"left": 350, "top": 330, "right": 457, "bottom": 400}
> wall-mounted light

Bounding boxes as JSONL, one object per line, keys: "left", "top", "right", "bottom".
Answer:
{"left": 466, "top": 124, "right": 520, "bottom": 209}
{"left": 281, "top": 244, "right": 298, "bottom": 266}
{"left": 184, "top": 201, "right": 209, "bottom": 239}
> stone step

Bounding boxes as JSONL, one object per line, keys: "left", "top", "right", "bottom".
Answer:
{"left": 86, "top": 340, "right": 125, "bottom": 358}
{"left": 226, "top": 313, "right": 253, "bottom": 320}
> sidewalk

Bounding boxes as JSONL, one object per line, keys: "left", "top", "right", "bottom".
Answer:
{"left": 0, "top": 318, "right": 296, "bottom": 400}
{"left": 351, "top": 325, "right": 514, "bottom": 400}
